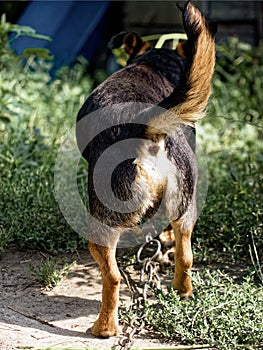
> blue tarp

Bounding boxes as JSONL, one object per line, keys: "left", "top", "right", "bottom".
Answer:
{"left": 11, "top": 0, "right": 110, "bottom": 68}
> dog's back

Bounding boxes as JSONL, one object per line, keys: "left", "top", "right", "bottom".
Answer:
{"left": 77, "top": 48, "right": 186, "bottom": 124}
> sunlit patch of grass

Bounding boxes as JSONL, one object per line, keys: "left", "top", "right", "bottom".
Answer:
{"left": 120, "top": 270, "right": 263, "bottom": 350}
{"left": 31, "top": 257, "right": 76, "bottom": 289}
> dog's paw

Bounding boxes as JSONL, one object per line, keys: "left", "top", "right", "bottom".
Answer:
{"left": 89, "top": 318, "right": 119, "bottom": 338}
{"left": 173, "top": 275, "right": 193, "bottom": 299}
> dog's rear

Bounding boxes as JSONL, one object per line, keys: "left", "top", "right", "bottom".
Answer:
{"left": 76, "top": 1, "right": 216, "bottom": 338}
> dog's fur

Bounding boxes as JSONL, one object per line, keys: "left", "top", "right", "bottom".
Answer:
{"left": 76, "top": 2, "right": 216, "bottom": 337}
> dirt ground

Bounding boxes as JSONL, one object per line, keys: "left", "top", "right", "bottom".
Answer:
{"left": 0, "top": 248, "right": 249, "bottom": 350}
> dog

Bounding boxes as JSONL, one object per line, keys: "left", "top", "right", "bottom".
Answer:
{"left": 76, "top": 1, "right": 216, "bottom": 337}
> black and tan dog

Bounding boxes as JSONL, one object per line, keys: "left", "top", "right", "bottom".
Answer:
{"left": 76, "top": 1, "right": 216, "bottom": 337}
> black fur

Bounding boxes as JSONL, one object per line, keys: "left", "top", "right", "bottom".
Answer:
{"left": 76, "top": 46, "right": 196, "bottom": 230}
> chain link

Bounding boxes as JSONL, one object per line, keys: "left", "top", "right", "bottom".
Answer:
{"left": 114, "top": 225, "right": 161, "bottom": 350}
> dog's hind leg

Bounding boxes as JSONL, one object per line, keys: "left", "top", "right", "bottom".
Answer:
{"left": 171, "top": 220, "right": 193, "bottom": 298}
{"left": 88, "top": 239, "right": 121, "bottom": 337}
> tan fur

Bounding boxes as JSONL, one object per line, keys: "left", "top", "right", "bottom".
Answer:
{"left": 171, "top": 220, "right": 193, "bottom": 297}
{"left": 176, "top": 41, "right": 188, "bottom": 58}
{"left": 123, "top": 32, "right": 150, "bottom": 58}
{"left": 89, "top": 241, "right": 121, "bottom": 337}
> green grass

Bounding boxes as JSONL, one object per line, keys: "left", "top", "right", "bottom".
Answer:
{"left": 0, "top": 17, "right": 93, "bottom": 252}
{"left": 0, "top": 115, "right": 87, "bottom": 253}
{"left": 119, "top": 270, "right": 263, "bottom": 350}
{"left": 193, "top": 38, "right": 263, "bottom": 262}
{"left": 31, "top": 257, "right": 76, "bottom": 289}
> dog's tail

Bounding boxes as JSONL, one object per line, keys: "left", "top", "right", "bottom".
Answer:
{"left": 147, "top": 1, "right": 216, "bottom": 138}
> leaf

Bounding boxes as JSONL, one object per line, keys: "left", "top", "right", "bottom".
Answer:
{"left": 9, "top": 24, "right": 52, "bottom": 42}
{"left": 22, "top": 48, "right": 54, "bottom": 61}
{"left": 1, "top": 13, "right": 6, "bottom": 26}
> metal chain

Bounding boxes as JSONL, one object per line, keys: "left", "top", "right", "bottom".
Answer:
{"left": 114, "top": 225, "right": 161, "bottom": 350}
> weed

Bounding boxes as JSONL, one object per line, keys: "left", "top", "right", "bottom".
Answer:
{"left": 0, "top": 17, "right": 91, "bottom": 253}
{"left": 121, "top": 270, "right": 263, "bottom": 350}
{"left": 31, "top": 258, "right": 76, "bottom": 289}
{"left": 194, "top": 38, "right": 263, "bottom": 262}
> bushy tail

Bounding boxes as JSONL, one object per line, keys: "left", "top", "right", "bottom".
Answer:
{"left": 147, "top": 1, "right": 216, "bottom": 137}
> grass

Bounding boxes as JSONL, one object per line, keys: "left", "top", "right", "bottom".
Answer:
{"left": 0, "top": 127, "right": 86, "bottom": 253}
{"left": 193, "top": 38, "right": 263, "bottom": 262}
{"left": 0, "top": 16, "right": 93, "bottom": 253}
{"left": 30, "top": 257, "right": 76, "bottom": 289}
{"left": 119, "top": 270, "right": 263, "bottom": 350}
